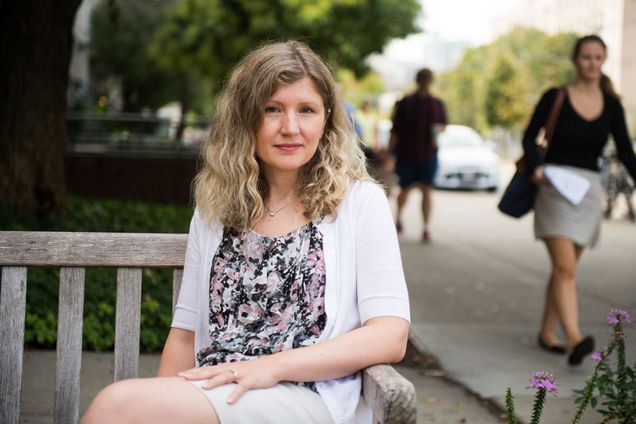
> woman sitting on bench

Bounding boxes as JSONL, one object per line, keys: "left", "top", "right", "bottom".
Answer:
{"left": 82, "top": 40, "right": 410, "bottom": 424}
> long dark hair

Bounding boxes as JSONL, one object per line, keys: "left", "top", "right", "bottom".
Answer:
{"left": 571, "top": 35, "right": 618, "bottom": 98}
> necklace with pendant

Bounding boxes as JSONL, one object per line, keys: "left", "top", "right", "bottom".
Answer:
{"left": 265, "top": 201, "right": 291, "bottom": 218}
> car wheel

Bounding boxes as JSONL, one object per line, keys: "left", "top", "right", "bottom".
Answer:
{"left": 486, "top": 186, "right": 497, "bottom": 193}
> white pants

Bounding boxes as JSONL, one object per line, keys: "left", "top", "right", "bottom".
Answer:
{"left": 190, "top": 380, "right": 334, "bottom": 424}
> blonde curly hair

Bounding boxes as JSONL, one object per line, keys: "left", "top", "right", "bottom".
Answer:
{"left": 194, "top": 40, "right": 370, "bottom": 230}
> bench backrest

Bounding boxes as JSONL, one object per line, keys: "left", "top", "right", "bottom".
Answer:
{"left": 0, "top": 231, "right": 186, "bottom": 424}
{"left": 0, "top": 231, "right": 416, "bottom": 424}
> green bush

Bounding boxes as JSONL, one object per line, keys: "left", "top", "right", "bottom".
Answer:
{"left": 1, "top": 197, "right": 194, "bottom": 352}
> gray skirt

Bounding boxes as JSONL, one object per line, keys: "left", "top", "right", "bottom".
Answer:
{"left": 189, "top": 380, "right": 334, "bottom": 424}
{"left": 534, "top": 165, "right": 603, "bottom": 247}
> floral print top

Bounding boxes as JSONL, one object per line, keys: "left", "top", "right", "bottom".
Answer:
{"left": 197, "top": 220, "right": 327, "bottom": 369}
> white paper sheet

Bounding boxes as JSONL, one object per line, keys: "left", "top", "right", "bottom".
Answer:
{"left": 544, "top": 165, "right": 591, "bottom": 205}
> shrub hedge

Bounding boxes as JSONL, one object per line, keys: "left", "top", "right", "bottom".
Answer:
{"left": 0, "top": 197, "right": 194, "bottom": 352}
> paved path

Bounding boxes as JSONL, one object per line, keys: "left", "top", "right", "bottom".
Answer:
{"left": 395, "top": 163, "right": 635, "bottom": 423}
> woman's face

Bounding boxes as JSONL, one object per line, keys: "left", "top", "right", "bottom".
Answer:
{"left": 255, "top": 76, "right": 326, "bottom": 179}
{"left": 573, "top": 41, "right": 606, "bottom": 82}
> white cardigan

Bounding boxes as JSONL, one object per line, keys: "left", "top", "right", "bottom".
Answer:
{"left": 172, "top": 181, "right": 411, "bottom": 423}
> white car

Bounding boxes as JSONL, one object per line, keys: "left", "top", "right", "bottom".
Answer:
{"left": 435, "top": 125, "right": 500, "bottom": 191}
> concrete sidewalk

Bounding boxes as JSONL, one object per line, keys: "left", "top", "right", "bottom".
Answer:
{"left": 394, "top": 169, "right": 635, "bottom": 424}
{"left": 397, "top": 341, "right": 507, "bottom": 423}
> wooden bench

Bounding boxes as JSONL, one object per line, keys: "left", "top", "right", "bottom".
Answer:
{"left": 0, "top": 231, "right": 416, "bottom": 424}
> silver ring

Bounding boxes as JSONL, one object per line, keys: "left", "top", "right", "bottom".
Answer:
{"left": 229, "top": 368, "right": 238, "bottom": 378}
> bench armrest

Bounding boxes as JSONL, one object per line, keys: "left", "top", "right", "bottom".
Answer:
{"left": 362, "top": 364, "right": 416, "bottom": 424}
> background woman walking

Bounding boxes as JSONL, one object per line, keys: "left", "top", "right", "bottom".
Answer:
{"left": 522, "top": 35, "right": 636, "bottom": 365}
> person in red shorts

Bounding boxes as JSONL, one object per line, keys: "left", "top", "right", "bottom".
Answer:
{"left": 389, "top": 68, "right": 447, "bottom": 242}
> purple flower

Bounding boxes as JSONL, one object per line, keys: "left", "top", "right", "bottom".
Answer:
{"left": 591, "top": 351, "right": 603, "bottom": 361}
{"left": 529, "top": 371, "right": 558, "bottom": 393}
{"left": 607, "top": 309, "right": 632, "bottom": 325}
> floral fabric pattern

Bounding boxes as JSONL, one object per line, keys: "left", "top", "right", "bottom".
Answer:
{"left": 197, "top": 221, "right": 327, "bottom": 369}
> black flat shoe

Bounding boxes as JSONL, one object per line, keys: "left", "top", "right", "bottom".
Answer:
{"left": 538, "top": 335, "right": 567, "bottom": 354}
{"left": 568, "top": 336, "right": 595, "bottom": 365}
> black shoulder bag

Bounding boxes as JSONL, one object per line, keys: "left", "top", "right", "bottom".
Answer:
{"left": 497, "top": 88, "right": 566, "bottom": 218}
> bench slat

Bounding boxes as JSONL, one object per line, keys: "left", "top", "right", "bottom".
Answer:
{"left": 172, "top": 269, "right": 183, "bottom": 314}
{"left": 0, "top": 266, "right": 28, "bottom": 424}
{"left": 114, "top": 268, "right": 142, "bottom": 381}
{"left": 362, "top": 364, "right": 417, "bottom": 424}
{"left": 54, "top": 267, "right": 85, "bottom": 424}
{"left": 0, "top": 232, "right": 187, "bottom": 267}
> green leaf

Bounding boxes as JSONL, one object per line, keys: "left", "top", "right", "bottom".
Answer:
{"left": 438, "top": 28, "right": 577, "bottom": 132}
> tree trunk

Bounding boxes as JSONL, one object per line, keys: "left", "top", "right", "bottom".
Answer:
{"left": 0, "top": 0, "right": 82, "bottom": 216}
